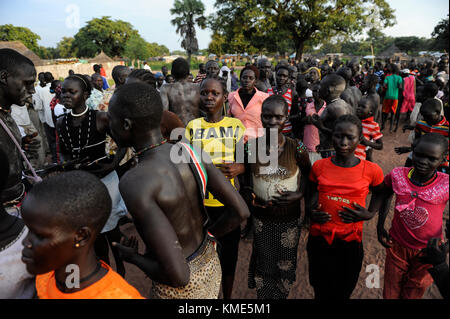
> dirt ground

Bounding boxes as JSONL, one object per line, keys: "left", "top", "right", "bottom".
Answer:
{"left": 115, "top": 123, "right": 447, "bottom": 299}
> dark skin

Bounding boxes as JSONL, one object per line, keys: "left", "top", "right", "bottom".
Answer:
{"left": 206, "top": 61, "right": 220, "bottom": 79}
{"left": 91, "top": 74, "right": 104, "bottom": 92}
{"left": 308, "top": 122, "right": 384, "bottom": 224}
{"left": 200, "top": 78, "right": 245, "bottom": 179}
{"left": 395, "top": 103, "right": 443, "bottom": 155}
{"left": 21, "top": 195, "right": 107, "bottom": 293}
{"left": 375, "top": 140, "right": 447, "bottom": 248}
{"left": 240, "top": 69, "right": 256, "bottom": 94}
{"left": 356, "top": 98, "right": 383, "bottom": 151}
{"left": 107, "top": 97, "right": 250, "bottom": 287}
{"left": 247, "top": 101, "right": 311, "bottom": 210}
{"left": 58, "top": 79, "right": 125, "bottom": 175}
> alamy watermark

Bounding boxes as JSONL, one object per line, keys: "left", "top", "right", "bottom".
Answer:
{"left": 65, "top": 4, "right": 80, "bottom": 29}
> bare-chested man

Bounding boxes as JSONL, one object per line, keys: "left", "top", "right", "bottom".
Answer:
{"left": 337, "top": 66, "right": 362, "bottom": 111}
{"left": 159, "top": 57, "right": 201, "bottom": 126}
{"left": 311, "top": 74, "right": 354, "bottom": 158}
{"left": 108, "top": 82, "right": 250, "bottom": 299}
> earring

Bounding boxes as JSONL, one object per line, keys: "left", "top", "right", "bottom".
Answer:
{"left": 75, "top": 243, "right": 80, "bottom": 248}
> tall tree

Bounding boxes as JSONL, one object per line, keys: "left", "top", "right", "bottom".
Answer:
{"left": 0, "top": 24, "right": 41, "bottom": 52}
{"left": 209, "top": 0, "right": 396, "bottom": 60}
{"left": 72, "top": 16, "right": 139, "bottom": 58}
{"left": 57, "top": 37, "right": 77, "bottom": 58}
{"left": 431, "top": 14, "right": 449, "bottom": 52}
{"left": 170, "top": 0, "right": 207, "bottom": 66}
{"left": 124, "top": 34, "right": 150, "bottom": 62}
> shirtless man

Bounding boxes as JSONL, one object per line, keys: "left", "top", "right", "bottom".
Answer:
{"left": 108, "top": 82, "right": 250, "bottom": 298}
{"left": 160, "top": 57, "right": 201, "bottom": 126}
{"left": 0, "top": 49, "right": 40, "bottom": 205}
{"left": 311, "top": 74, "right": 353, "bottom": 158}
{"left": 337, "top": 66, "right": 362, "bottom": 112}
{"left": 256, "top": 58, "right": 273, "bottom": 92}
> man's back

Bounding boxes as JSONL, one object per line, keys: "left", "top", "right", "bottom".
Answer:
{"left": 160, "top": 81, "right": 200, "bottom": 126}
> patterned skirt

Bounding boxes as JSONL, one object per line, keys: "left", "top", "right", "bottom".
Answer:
{"left": 151, "top": 235, "right": 222, "bottom": 299}
{"left": 248, "top": 216, "right": 301, "bottom": 299}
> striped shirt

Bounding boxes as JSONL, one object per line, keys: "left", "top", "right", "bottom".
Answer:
{"left": 415, "top": 116, "right": 449, "bottom": 168}
{"left": 355, "top": 117, "right": 383, "bottom": 160}
{"left": 267, "top": 87, "right": 293, "bottom": 134}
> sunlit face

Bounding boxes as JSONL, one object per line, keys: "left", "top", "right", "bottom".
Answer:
{"left": 61, "top": 79, "right": 88, "bottom": 110}
{"left": 356, "top": 99, "right": 373, "bottom": 119}
{"left": 200, "top": 79, "right": 226, "bottom": 115}
{"left": 206, "top": 62, "right": 220, "bottom": 78}
{"left": 412, "top": 141, "right": 446, "bottom": 176}
{"left": 92, "top": 75, "right": 103, "bottom": 91}
{"left": 259, "top": 60, "right": 272, "bottom": 80}
{"left": 240, "top": 69, "right": 256, "bottom": 91}
{"left": 3, "top": 64, "right": 36, "bottom": 106}
{"left": 261, "top": 101, "right": 287, "bottom": 135}
{"left": 420, "top": 103, "right": 442, "bottom": 125}
{"left": 309, "top": 69, "right": 320, "bottom": 83}
{"left": 276, "top": 69, "right": 289, "bottom": 87}
{"left": 332, "top": 122, "right": 361, "bottom": 156}
{"left": 21, "top": 196, "right": 76, "bottom": 275}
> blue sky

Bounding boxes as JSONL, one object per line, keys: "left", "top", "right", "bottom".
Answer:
{"left": 0, "top": 0, "right": 448, "bottom": 52}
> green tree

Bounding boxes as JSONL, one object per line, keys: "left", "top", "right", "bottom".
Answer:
{"left": 73, "top": 16, "right": 139, "bottom": 58}
{"left": 57, "top": 37, "right": 76, "bottom": 58}
{"left": 210, "top": 0, "right": 396, "bottom": 60}
{"left": 170, "top": 0, "right": 207, "bottom": 66}
{"left": 147, "top": 42, "right": 170, "bottom": 57}
{"left": 0, "top": 24, "right": 41, "bottom": 52}
{"left": 124, "top": 34, "right": 150, "bottom": 62}
{"left": 431, "top": 14, "right": 449, "bottom": 52}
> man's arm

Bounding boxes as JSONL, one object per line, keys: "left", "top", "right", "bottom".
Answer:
{"left": 160, "top": 84, "right": 170, "bottom": 111}
{"left": 115, "top": 173, "right": 191, "bottom": 287}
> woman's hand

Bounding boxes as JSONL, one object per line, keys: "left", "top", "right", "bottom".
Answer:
{"left": 339, "top": 203, "right": 374, "bottom": 223}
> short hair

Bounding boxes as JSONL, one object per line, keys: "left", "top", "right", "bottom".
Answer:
{"left": 276, "top": 65, "right": 290, "bottom": 75}
{"left": 0, "top": 149, "right": 9, "bottom": 192}
{"left": 365, "top": 74, "right": 379, "bottom": 87}
{"left": 333, "top": 114, "right": 363, "bottom": 136}
{"left": 206, "top": 60, "right": 219, "bottom": 68}
{"left": 257, "top": 58, "right": 270, "bottom": 68}
{"left": 321, "top": 73, "right": 346, "bottom": 91}
{"left": 421, "top": 98, "right": 442, "bottom": 113}
{"left": 65, "top": 74, "right": 92, "bottom": 97}
{"left": 25, "top": 171, "right": 111, "bottom": 235}
{"left": 0, "top": 48, "right": 35, "bottom": 75}
{"left": 262, "top": 94, "right": 289, "bottom": 116}
{"left": 200, "top": 77, "right": 228, "bottom": 95}
{"left": 414, "top": 132, "right": 449, "bottom": 155}
{"left": 93, "top": 64, "right": 101, "bottom": 73}
{"left": 44, "top": 72, "right": 54, "bottom": 83}
{"left": 336, "top": 67, "right": 352, "bottom": 82}
{"left": 171, "top": 57, "right": 190, "bottom": 80}
{"left": 111, "top": 82, "right": 163, "bottom": 130}
{"left": 240, "top": 65, "right": 259, "bottom": 80}
{"left": 128, "top": 69, "right": 156, "bottom": 88}
{"left": 112, "top": 65, "right": 130, "bottom": 84}
{"left": 50, "top": 80, "right": 61, "bottom": 91}
{"left": 423, "top": 83, "right": 439, "bottom": 99}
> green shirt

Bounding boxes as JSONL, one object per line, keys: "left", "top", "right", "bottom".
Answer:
{"left": 384, "top": 74, "right": 403, "bottom": 100}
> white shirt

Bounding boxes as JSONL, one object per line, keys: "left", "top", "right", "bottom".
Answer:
{"left": 10, "top": 104, "right": 31, "bottom": 138}
{"left": 143, "top": 64, "right": 152, "bottom": 72}
{"left": 36, "top": 83, "right": 55, "bottom": 128}
{"left": 32, "top": 85, "right": 46, "bottom": 124}
{"left": 54, "top": 103, "right": 67, "bottom": 119}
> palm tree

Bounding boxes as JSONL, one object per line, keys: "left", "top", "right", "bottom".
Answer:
{"left": 170, "top": 0, "right": 206, "bottom": 67}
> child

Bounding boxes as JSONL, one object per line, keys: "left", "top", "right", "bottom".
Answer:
{"left": 243, "top": 94, "right": 311, "bottom": 299}
{"left": 395, "top": 98, "right": 449, "bottom": 173}
{"left": 185, "top": 77, "right": 246, "bottom": 299}
{"left": 377, "top": 133, "right": 449, "bottom": 299}
{"left": 355, "top": 97, "right": 383, "bottom": 161}
{"left": 381, "top": 64, "right": 403, "bottom": 132}
{"left": 21, "top": 170, "right": 144, "bottom": 299}
{"left": 360, "top": 74, "right": 381, "bottom": 124}
{"left": 0, "top": 149, "right": 35, "bottom": 298}
{"left": 307, "top": 114, "right": 384, "bottom": 300}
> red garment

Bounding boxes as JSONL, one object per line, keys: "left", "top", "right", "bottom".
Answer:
{"left": 382, "top": 98, "right": 398, "bottom": 114}
{"left": 309, "top": 157, "right": 384, "bottom": 244}
{"left": 355, "top": 117, "right": 383, "bottom": 160}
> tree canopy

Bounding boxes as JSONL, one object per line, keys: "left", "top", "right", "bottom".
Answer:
{"left": 0, "top": 24, "right": 41, "bottom": 52}
{"left": 431, "top": 14, "right": 449, "bottom": 52}
{"left": 208, "top": 0, "right": 396, "bottom": 59}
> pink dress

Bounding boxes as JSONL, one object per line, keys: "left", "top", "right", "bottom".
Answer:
{"left": 400, "top": 76, "right": 415, "bottom": 113}
{"left": 385, "top": 167, "right": 449, "bottom": 250}
{"left": 303, "top": 101, "right": 326, "bottom": 152}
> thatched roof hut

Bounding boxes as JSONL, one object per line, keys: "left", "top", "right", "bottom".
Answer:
{"left": 378, "top": 44, "right": 408, "bottom": 60}
{"left": 0, "top": 41, "right": 44, "bottom": 66}
{"left": 89, "top": 51, "right": 114, "bottom": 63}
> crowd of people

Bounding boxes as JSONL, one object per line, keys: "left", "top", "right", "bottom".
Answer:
{"left": 0, "top": 46, "right": 448, "bottom": 300}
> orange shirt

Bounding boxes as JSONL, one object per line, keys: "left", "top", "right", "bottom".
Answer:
{"left": 309, "top": 157, "right": 384, "bottom": 244}
{"left": 36, "top": 261, "right": 145, "bottom": 299}
{"left": 228, "top": 88, "right": 269, "bottom": 142}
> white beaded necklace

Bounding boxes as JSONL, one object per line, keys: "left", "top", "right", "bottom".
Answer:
{"left": 70, "top": 105, "right": 88, "bottom": 117}
{"left": 59, "top": 110, "right": 92, "bottom": 159}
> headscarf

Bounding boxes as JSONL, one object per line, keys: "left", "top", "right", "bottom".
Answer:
{"left": 304, "top": 67, "right": 321, "bottom": 80}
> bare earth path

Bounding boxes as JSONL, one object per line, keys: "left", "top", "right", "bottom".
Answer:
{"left": 117, "top": 127, "right": 447, "bottom": 299}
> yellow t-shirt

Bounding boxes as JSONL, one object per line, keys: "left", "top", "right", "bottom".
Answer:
{"left": 185, "top": 117, "right": 245, "bottom": 207}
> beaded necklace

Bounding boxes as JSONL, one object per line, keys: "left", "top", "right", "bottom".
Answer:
{"left": 59, "top": 110, "right": 93, "bottom": 159}
{"left": 133, "top": 139, "right": 167, "bottom": 161}
{"left": 408, "top": 168, "right": 438, "bottom": 187}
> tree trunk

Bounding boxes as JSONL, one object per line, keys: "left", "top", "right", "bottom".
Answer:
{"left": 295, "top": 40, "right": 305, "bottom": 62}
{"left": 187, "top": 50, "right": 192, "bottom": 69}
